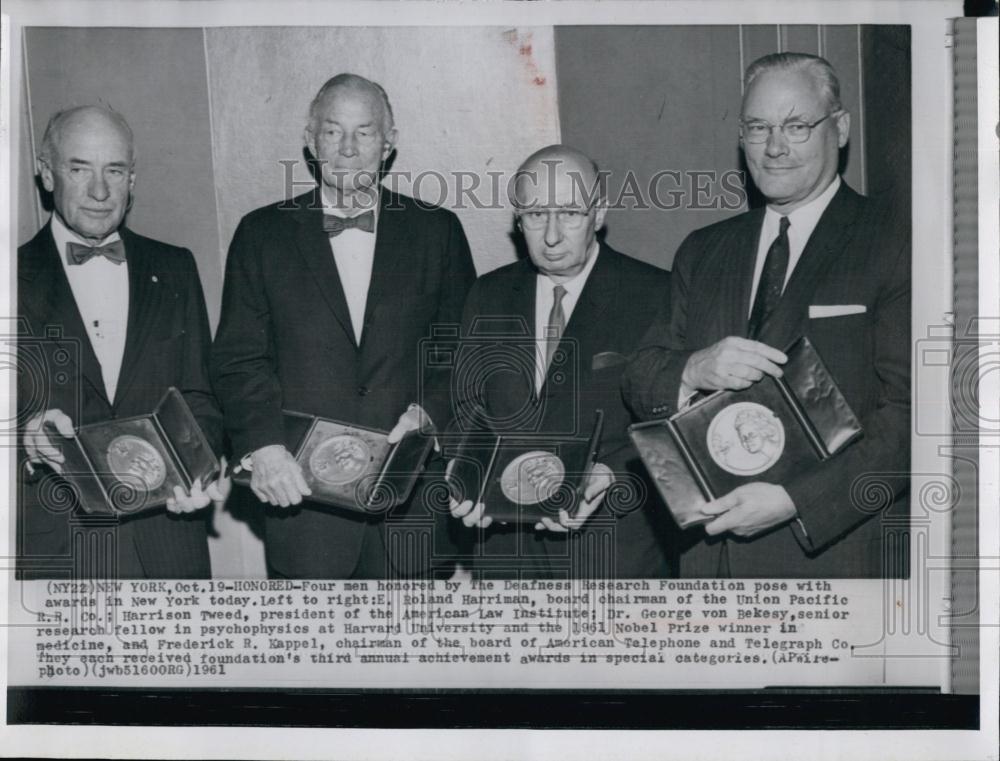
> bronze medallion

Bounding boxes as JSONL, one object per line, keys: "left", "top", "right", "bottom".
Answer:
{"left": 106, "top": 434, "right": 167, "bottom": 491}
{"left": 500, "top": 451, "right": 565, "bottom": 505}
{"left": 309, "top": 433, "right": 372, "bottom": 486}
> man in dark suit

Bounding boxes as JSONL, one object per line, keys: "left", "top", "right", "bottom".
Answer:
{"left": 211, "top": 74, "right": 476, "bottom": 579}
{"left": 623, "top": 53, "right": 910, "bottom": 578}
{"left": 18, "top": 105, "right": 225, "bottom": 579}
{"left": 448, "top": 145, "right": 675, "bottom": 578}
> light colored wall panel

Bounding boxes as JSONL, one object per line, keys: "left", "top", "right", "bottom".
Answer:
{"left": 205, "top": 26, "right": 561, "bottom": 276}
{"left": 22, "top": 28, "right": 223, "bottom": 325}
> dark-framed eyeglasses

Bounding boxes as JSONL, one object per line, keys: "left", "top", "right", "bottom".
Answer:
{"left": 516, "top": 206, "right": 593, "bottom": 231}
{"left": 739, "top": 112, "right": 839, "bottom": 144}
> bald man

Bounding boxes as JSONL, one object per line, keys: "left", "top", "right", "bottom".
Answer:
{"left": 17, "top": 106, "right": 225, "bottom": 579}
{"left": 212, "top": 73, "right": 475, "bottom": 579}
{"left": 446, "top": 145, "right": 675, "bottom": 579}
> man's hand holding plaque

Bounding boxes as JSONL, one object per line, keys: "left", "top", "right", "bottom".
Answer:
{"left": 682, "top": 337, "right": 787, "bottom": 393}
{"left": 387, "top": 403, "right": 438, "bottom": 451}
{"left": 535, "top": 462, "right": 614, "bottom": 533}
{"left": 700, "top": 481, "right": 796, "bottom": 538}
{"left": 249, "top": 444, "right": 312, "bottom": 507}
{"left": 166, "top": 456, "right": 231, "bottom": 514}
{"left": 23, "top": 408, "right": 76, "bottom": 474}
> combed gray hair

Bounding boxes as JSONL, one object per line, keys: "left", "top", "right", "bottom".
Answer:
{"left": 743, "top": 52, "right": 843, "bottom": 112}
{"left": 305, "top": 73, "right": 395, "bottom": 134}
{"left": 38, "top": 105, "right": 136, "bottom": 167}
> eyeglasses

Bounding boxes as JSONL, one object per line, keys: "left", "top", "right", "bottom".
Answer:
{"left": 739, "top": 113, "right": 838, "bottom": 144}
{"left": 516, "top": 207, "right": 592, "bottom": 230}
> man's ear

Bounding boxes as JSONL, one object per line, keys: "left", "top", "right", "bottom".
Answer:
{"left": 382, "top": 127, "right": 398, "bottom": 161}
{"left": 38, "top": 158, "right": 54, "bottom": 193}
{"left": 593, "top": 201, "right": 609, "bottom": 230}
{"left": 834, "top": 110, "right": 851, "bottom": 149}
{"left": 303, "top": 127, "right": 317, "bottom": 159}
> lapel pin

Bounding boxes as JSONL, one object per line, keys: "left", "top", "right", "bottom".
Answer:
{"left": 151, "top": 275, "right": 159, "bottom": 283}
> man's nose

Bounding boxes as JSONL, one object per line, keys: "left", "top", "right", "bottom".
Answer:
{"left": 88, "top": 173, "right": 110, "bottom": 201}
{"left": 339, "top": 133, "right": 359, "bottom": 157}
{"left": 764, "top": 126, "right": 790, "bottom": 158}
{"left": 543, "top": 212, "right": 562, "bottom": 246}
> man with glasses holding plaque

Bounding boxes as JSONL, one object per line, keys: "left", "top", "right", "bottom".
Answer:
{"left": 448, "top": 144, "right": 675, "bottom": 578}
{"left": 623, "top": 53, "right": 910, "bottom": 578}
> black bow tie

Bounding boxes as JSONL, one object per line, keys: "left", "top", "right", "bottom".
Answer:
{"left": 66, "top": 240, "right": 126, "bottom": 266}
{"left": 322, "top": 211, "right": 375, "bottom": 237}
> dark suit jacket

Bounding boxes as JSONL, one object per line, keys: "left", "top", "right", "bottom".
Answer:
{"left": 623, "top": 182, "right": 910, "bottom": 578}
{"left": 17, "top": 223, "right": 223, "bottom": 579}
{"left": 450, "top": 243, "right": 676, "bottom": 578}
{"left": 211, "top": 188, "right": 475, "bottom": 578}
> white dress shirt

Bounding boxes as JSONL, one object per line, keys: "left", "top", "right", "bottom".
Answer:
{"left": 533, "top": 243, "right": 601, "bottom": 393}
{"left": 323, "top": 190, "right": 378, "bottom": 346}
{"left": 51, "top": 213, "right": 129, "bottom": 403}
{"left": 748, "top": 175, "right": 841, "bottom": 315}
{"left": 678, "top": 176, "right": 842, "bottom": 408}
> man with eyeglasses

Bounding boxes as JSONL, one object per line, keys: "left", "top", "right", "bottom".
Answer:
{"left": 447, "top": 144, "right": 675, "bottom": 578}
{"left": 623, "top": 52, "right": 910, "bottom": 578}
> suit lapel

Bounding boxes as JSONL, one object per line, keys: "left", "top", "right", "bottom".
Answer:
{"left": 18, "top": 224, "right": 109, "bottom": 406}
{"left": 724, "top": 208, "right": 765, "bottom": 337}
{"left": 360, "top": 189, "right": 405, "bottom": 352}
{"left": 757, "top": 184, "right": 862, "bottom": 347}
{"left": 290, "top": 190, "right": 357, "bottom": 347}
{"left": 546, "top": 244, "right": 617, "bottom": 387}
{"left": 115, "top": 228, "right": 167, "bottom": 405}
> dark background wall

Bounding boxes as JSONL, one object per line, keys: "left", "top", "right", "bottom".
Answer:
{"left": 555, "top": 24, "right": 911, "bottom": 269}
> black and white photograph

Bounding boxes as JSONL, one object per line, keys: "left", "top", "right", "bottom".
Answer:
{"left": 1, "top": 1, "right": 996, "bottom": 759}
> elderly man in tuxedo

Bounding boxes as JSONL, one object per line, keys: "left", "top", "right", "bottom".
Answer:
{"left": 18, "top": 106, "right": 226, "bottom": 579}
{"left": 623, "top": 53, "right": 910, "bottom": 578}
{"left": 448, "top": 145, "right": 676, "bottom": 579}
{"left": 212, "top": 73, "right": 476, "bottom": 579}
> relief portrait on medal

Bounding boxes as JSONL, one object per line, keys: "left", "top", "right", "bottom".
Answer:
{"left": 707, "top": 402, "right": 786, "bottom": 477}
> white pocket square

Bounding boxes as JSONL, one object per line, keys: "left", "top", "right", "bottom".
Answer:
{"left": 809, "top": 304, "right": 866, "bottom": 318}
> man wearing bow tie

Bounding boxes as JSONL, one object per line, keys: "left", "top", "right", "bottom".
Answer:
{"left": 212, "top": 74, "right": 475, "bottom": 579}
{"left": 622, "top": 53, "right": 910, "bottom": 578}
{"left": 17, "top": 106, "right": 225, "bottom": 579}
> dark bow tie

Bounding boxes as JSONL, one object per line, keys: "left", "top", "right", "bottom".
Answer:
{"left": 322, "top": 210, "right": 375, "bottom": 237}
{"left": 66, "top": 239, "right": 126, "bottom": 266}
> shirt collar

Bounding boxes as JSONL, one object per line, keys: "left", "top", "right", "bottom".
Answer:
{"left": 537, "top": 241, "right": 602, "bottom": 297}
{"left": 320, "top": 184, "right": 382, "bottom": 219}
{"left": 764, "top": 175, "right": 841, "bottom": 236}
{"left": 50, "top": 211, "right": 122, "bottom": 256}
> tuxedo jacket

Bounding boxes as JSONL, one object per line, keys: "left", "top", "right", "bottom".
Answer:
{"left": 623, "top": 182, "right": 910, "bottom": 578}
{"left": 211, "top": 188, "right": 476, "bottom": 578}
{"left": 450, "top": 244, "right": 676, "bottom": 578}
{"left": 17, "top": 223, "right": 223, "bottom": 579}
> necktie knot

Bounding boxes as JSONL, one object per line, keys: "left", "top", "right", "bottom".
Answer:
{"left": 66, "top": 240, "right": 126, "bottom": 266}
{"left": 323, "top": 210, "right": 376, "bottom": 237}
{"left": 552, "top": 284, "right": 567, "bottom": 305}
{"left": 778, "top": 215, "right": 791, "bottom": 235}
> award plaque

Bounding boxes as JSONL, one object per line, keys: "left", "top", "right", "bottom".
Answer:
{"left": 51, "top": 387, "right": 220, "bottom": 516}
{"left": 233, "top": 412, "right": 435, "bottom": 513}
{"left": 446, "top": 410, "right": 604, "bottom": 524}
{"left": 629, "top": 336, "right": 863, "bottom": 528}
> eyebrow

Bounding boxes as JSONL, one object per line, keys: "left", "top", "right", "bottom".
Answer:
{"left": 66, "top": 157, "right": 130, "bottom": 167}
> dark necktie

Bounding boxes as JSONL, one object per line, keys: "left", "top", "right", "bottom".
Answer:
{"left": 322, "top": 210, "right": 375, "bottom": 237}
{"left": 544, "top": 285, "right": 567, "bottom": 374}
{"left": 748, "top": 216, "right": 790, "bottom": 339}
{"left": 66, "top": 239, "right": 126, "bottom": 266}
